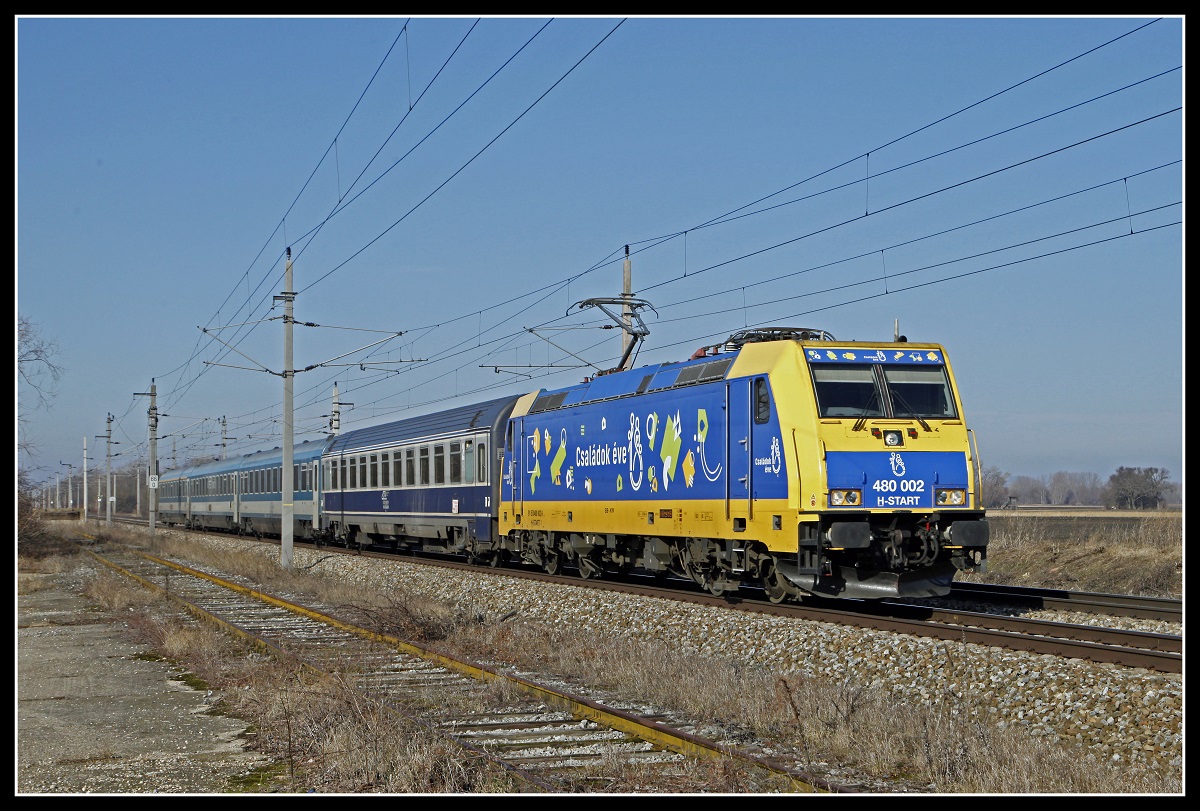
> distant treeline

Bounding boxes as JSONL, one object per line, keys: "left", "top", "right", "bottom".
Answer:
{"left": 981, "top": 466, "right": 1177, "bottom": 510}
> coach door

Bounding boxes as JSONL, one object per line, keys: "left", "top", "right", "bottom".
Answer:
{"left": 504, "top": 418, "right": 522, "bottom": 520}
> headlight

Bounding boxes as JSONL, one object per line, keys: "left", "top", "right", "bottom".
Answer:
{"left": 883, "top": 430, "right": 903, "bottom": 446}
{"left": 830, "top": 489, "right": 861, "bottom": 506}
{"left": 936, "top": 488, "right": 966, "bottom": 506}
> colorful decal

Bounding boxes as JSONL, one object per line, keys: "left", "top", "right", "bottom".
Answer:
{"left": 628, "top": 413, "right": 644, "bottom": 492}
{"left": 513, "top": 381, "right": 788, "bottom": 503}
{"left": 659, "top": 412, "right": 683, "bottom": 490}
{"left": 806, "top": 347, "right": 944, "bottom": 365}
{"left": 682, "top": 450, "right": 695, "bottom": 487}
{"left": 551, "top": 428, "right": 567, "bottom": 484}
{"left": 696, "top": 408, "right": 722, "bottom": 482}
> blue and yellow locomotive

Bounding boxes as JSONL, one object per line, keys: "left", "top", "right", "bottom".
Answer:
{"left": 158, "top": 326, "right": 987, "bottom": 602}
{"left": 493, "top": 327, "right": 988, "bottom": 600}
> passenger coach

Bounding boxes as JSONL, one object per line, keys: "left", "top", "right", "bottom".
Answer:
{"left": 321, "top": 395, "right": 520, "bottom": 553}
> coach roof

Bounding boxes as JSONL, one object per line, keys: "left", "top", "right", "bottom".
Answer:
{"left": 325, "top": 395, "right": 521, "bottom": 456}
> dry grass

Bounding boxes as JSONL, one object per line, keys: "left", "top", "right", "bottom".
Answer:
{"left": 957, "top": 513, "right": 1183, "bottom": 597}
{"left": 18, "top": 516, "right": 1182, "bottom": 793}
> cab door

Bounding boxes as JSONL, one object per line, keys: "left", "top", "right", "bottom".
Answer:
{"left": 726, "top": 378, "right": 752, "bottom": 521}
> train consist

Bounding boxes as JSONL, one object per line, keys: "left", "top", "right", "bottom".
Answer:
{"left": 158, "top": 326, "right": 989, "bottom": 601}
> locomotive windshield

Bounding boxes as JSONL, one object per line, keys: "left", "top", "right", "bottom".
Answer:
{"left": 812, "top": 363, "right": 957, "bottom": 419}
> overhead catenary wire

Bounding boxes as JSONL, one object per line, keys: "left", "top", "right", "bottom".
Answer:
{"left": 136, "top": 18, "right": 1177, "bottom": 463}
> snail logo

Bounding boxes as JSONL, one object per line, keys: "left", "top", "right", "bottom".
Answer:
{"left": 770, "top": 436, "right": 781, "bottom": 475}
{"left": 890, "top": 452, "right": 906, "bottom": 477}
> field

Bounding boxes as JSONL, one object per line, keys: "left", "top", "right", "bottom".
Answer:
{"left": 960, "top": 509, "right": 1182, "bottom": 597}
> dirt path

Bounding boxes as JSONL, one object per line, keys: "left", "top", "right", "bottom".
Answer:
{"left": 16, "top": 565, "right": 273, "bottom": 794}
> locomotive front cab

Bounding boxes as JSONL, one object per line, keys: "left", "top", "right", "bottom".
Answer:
{"left": 782, "top": 338, "right": 989, "bottom": 599}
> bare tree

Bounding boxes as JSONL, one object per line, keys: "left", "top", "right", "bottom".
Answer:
{"left": 980, "top": 465, "right": 1010, "bottom": 508}
{"left": 18, "top": 315, "right": 63, "bottom": 457}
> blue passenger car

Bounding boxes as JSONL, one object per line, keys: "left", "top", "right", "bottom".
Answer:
{"left": 158, "top": 439, "right": 326, "bottom": 538}
{"left": 321, "top": 395, "right": 520, "bottom": 553}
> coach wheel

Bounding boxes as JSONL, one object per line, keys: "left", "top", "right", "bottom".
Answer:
{"left": 489, "top": 550, "right": 505, "bottom": 568}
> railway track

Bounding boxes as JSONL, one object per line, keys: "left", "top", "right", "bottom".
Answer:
{"left": 106, "top": 517, "right": 1183, "bottom": 674}
{"left": 82, "top": 538, "right": 846, "bottom": 794}
{"left": 946, "top": 582, "right": 1182, "bottom": 620}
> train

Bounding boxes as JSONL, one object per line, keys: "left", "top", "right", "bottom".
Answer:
{"left": 157, "top": 326, "right": 989, "bottom": 601}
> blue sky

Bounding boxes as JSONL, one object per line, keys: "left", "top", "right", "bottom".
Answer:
{"left": 17, "top": 15, "right": 1183, "bottom": 492}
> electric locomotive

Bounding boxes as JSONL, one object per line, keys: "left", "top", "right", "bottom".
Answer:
{"left": 493, "top": 327, "right": 988, "bottom": 600}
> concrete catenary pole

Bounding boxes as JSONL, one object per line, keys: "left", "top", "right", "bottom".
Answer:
{"left": 103, "top": 414, "right": 113, "bottom": 526}
{"left": 136, "top": 380, "right": 159, "bottom": 536}
{"left": 279, "top": 247, "right": 295, "bottom": 570}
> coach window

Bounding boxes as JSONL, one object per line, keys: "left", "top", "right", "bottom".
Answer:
{"left": 391, "top": 451, "right": 402, "bottom": 487}
{"left": 380, "top": 452, "right": 390, "bottom": 487}
{"left": 477, "top": 440, "right": 488, "bottom": 484}
{"left": 359, "top": 456, "right": 368, "bottom": 489}
{"left": 755, "top": 377, "right": 771, "bottom": 424}
{"left": 449, "top": 442, "right": 462, "bottom": 484}
{"left": 404, "top": 448, "right": 414, "bottom": 487}
{"left": 434, "top": 444, "right": 446, "bottom": 485}
{"left": 462, "top": 440, "right": 474, "bottom": 484}
{"left": 369, "top": 454, "right": 379, "bottom": 488}
{"left": 419, "top": 446, "right": 430, "bottom": 485}
{"left": 347, "top": 457, "right": 357, "bottom": 489}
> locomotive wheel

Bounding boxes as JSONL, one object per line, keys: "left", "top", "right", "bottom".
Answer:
{"left": 543, "top": 550, "right": 562, "bottom": 575}
{"left": 577, "top": 555, "right": 602, "bottom": 580}
{"left": 489, "top": 551, "right": 504, "bottom": 568}
{"left": 706, "top": 576, "right": 732, "bottom": 598}
{"left": 761, "top": 563, "right": 790, "bottom": 604}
